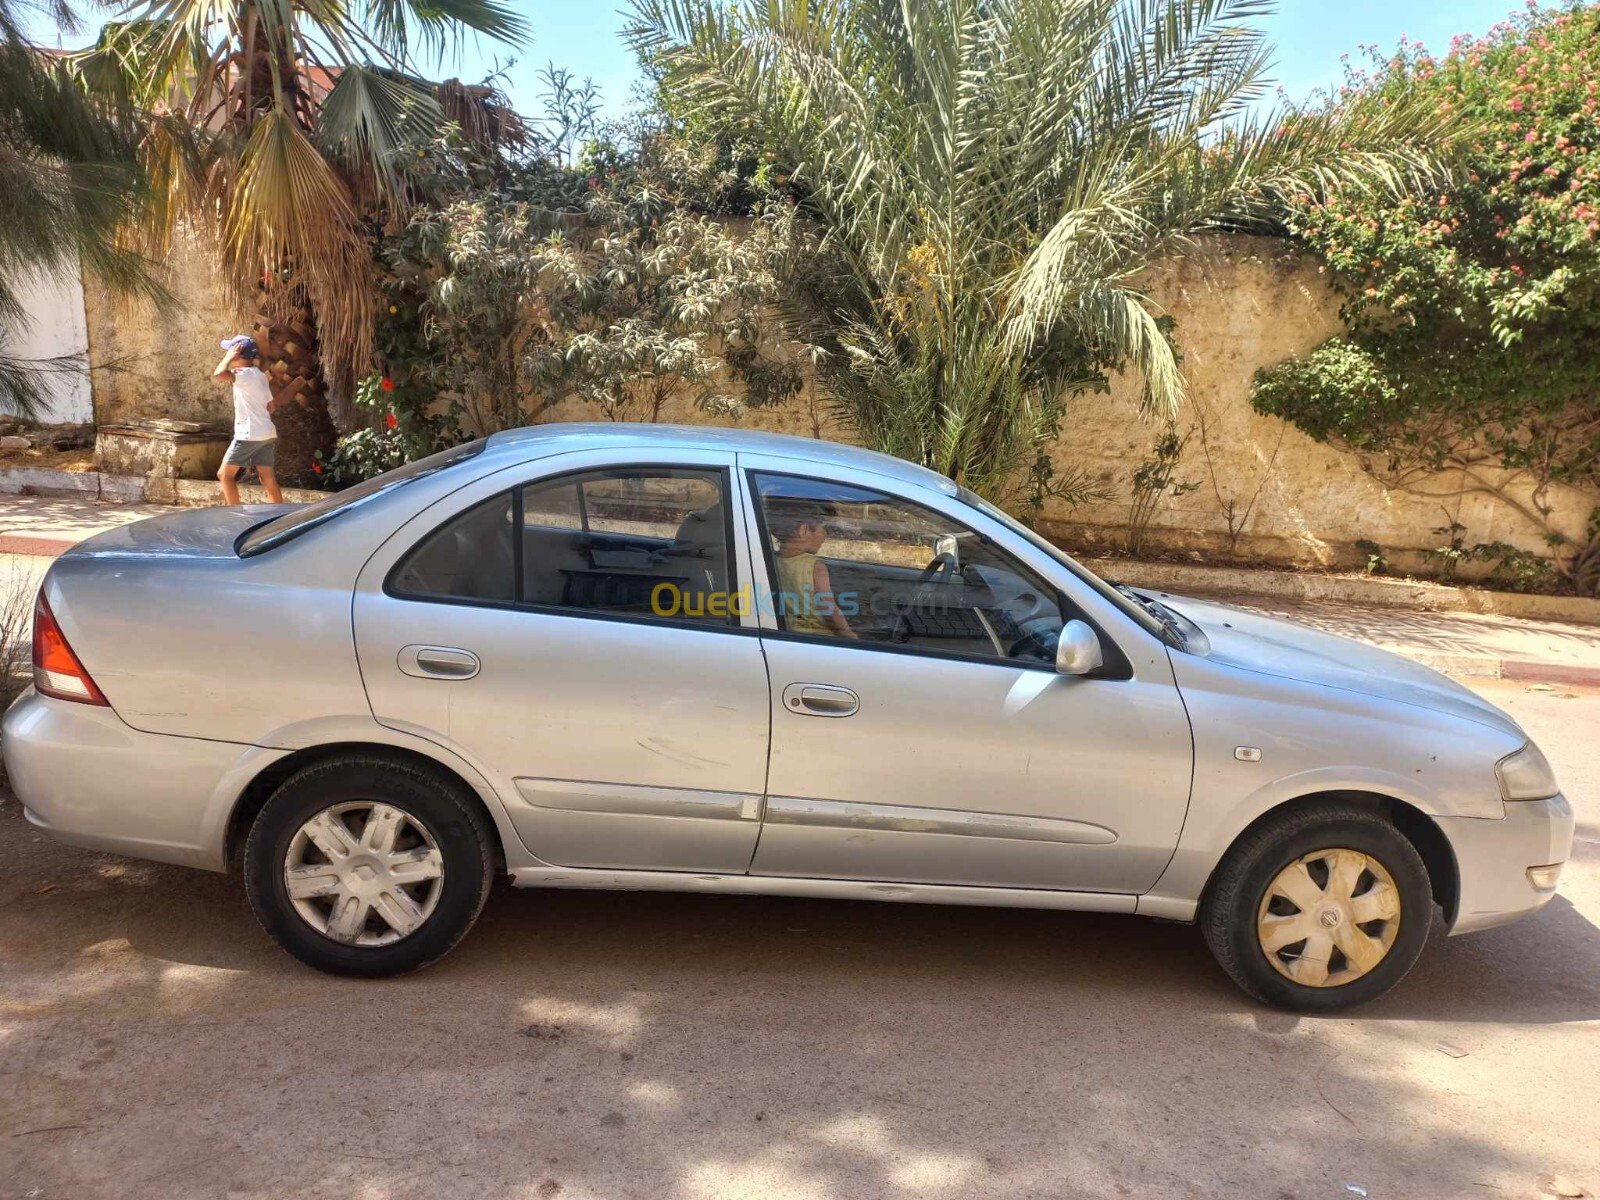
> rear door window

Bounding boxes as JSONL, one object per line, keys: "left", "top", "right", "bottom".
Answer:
{"left": 386, "top": 465, "right": 737, "bottom": 628}
{"left": 520, "top": 468, "right": 734, "bottom": 625}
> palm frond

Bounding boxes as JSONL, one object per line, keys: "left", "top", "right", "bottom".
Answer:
{"left": 637, "top": 0, "right": 1466, "bottom": 500}
{"left": 317, "top": 63, "right": 438, "bottom": 202}
{"left": 225, "top": 105, "right": 373, "bottom": 384}
{"left": 1, "top": 1, "right": 163, "bottom": 415}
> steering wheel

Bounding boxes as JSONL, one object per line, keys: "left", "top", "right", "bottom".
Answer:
{"left": 888, "top": 553, "right": 959, "bottom": 644}
{"left": 917, "top": 552, "right": 958, "bottom": 584}
{"left": 1006, "top": 626, "right": 1059, "bottom": 664}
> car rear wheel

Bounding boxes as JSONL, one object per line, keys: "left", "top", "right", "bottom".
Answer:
{"left": 1200, "top": 801, "right": 1433, "bottom": 1012}
{"left": 243, "top": 756, "right": 495, "bottom": 977}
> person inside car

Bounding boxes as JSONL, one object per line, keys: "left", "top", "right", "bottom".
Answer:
{"left": 770, "top": 503, "right": 857, "bottom": 639}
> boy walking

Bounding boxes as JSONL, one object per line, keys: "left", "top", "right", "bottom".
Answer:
{"left": 212, "top": 335, "right": 283, "bottom": 505}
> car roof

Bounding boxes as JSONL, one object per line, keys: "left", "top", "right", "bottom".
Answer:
{"left": 483, "top": 423, "right": 958, "bottom": 496}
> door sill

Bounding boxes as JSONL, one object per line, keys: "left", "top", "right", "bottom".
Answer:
{"left": 508, "top": 866, "right": 1137, "bottom": 914}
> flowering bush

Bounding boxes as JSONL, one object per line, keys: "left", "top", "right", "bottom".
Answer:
{"left": 1253, "top": 2, "right": 1600, "bottom": 591}
{"left": 312, "top": 373, "right": 456, "bottom": 487}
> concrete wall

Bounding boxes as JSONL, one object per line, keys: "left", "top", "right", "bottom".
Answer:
{"left": 82, "top": 228, "right": 1598, "bottom": 575}
{"left": 82, "top": 225, "right": 243, "bottom": 431}
{"left": 0, "top": 261, "right": 94, "bottom": 424}
{"left": 1034, "top": 237, "right": 1596, "bottom": 576}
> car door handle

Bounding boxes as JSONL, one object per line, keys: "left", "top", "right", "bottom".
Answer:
{"left": 782, "top": 683, "right": 859, "bottom": 718}
{"left": 400, "top": 645, "right": 481, "bottom": 680}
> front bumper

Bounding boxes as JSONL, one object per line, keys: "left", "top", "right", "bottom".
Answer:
{"left": 2, "top": 689, "right": 279, "bottom": 872}
{"left": 1438, "top": 794, "right": 1574, "bottom": 935}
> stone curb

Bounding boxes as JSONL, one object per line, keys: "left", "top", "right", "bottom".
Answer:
{"left": 0, "top": 464, "right": 323, "bottom": 509}
{"left": 0, "top": 534, "right": 79, "bottom": 558}
{"left": 1389, "top": 647, "right": 1600, "bottom": 688}
{"left": 1084, "top": 556, "right": 1600, "bottom": 628}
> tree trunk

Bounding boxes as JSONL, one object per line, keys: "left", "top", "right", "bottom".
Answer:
{"left": 250, "top": 293, "right": 336, "bottom": 488}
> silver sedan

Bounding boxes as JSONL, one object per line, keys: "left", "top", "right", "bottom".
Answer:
{"left": 2, "top": 425, "right": 1573, "bottom": 1009}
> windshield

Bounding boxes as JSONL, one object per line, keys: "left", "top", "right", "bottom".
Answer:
{"left": 957, "top": 487, "right": 1176, "bottom": 644}
{"left": 237, "top": 440, "right": 489, "bottom": 557}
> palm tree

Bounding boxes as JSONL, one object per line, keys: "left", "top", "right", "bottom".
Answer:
{"left": 68, "top": 0, "right": 526, "bottom": 475}
{"left": 1, "top": 0, "right": 151, "bottom": 416}
{"left": 629, "top": 0, "right": 1461, "bottom": 507}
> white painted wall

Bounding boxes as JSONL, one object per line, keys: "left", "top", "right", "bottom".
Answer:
{"left": 0, "top": 259, "right": 93, "bottom": 425}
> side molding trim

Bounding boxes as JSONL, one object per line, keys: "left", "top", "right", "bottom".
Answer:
{"left": 763, "top": 795, "right": 1118, "bottom": 845}
{"left": 515, "top": 777, "right": 763, "bottom": 822}
{"left": 510, "top": 865, "right": 1138, "bottom": 913}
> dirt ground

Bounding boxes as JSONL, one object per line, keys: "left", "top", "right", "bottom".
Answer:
{"left": 1, "top": 679, "right": 1597, "bottom": 1200}
{"left": 0, "top": 447, "right": 95, "bottom": 473}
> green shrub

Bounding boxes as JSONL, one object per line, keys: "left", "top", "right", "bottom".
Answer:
{"left": 1252, "top": 3, "right": 1600, "bottom": 592}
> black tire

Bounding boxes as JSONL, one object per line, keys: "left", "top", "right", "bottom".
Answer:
{"left": 1200, "top": 801, "right": 1434, "bottom": 1012}
{"left": 243, "top": 755, "right": 495, "bottom": 977}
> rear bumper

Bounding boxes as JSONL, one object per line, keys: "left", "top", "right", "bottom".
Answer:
{"left": 2, "top": 689, "right": 281, "bottom": 872}
{"left": 1439, "top": 794, "right": 1574, "bottom": 935}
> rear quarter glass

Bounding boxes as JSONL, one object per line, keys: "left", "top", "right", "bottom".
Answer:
{"left": 237, "top": 440, "right": 488, "bottom": 557}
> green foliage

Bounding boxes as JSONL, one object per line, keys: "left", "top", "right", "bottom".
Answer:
{"left": 1251, "top": 339, "right": 1399, "bottom": 450}
{"left": 314, "top": 374, "right": 451, "bottom": 486}
{"left": 1252, "top": 3, "right": 1600, "bottom": 591}
{"left": 1127, "top": 426, "right": 1200, "bottom": 556}
{"left": 1353, "top": 538, "right": 1388, "bottom": 575}
{"left": 1475, "top": 540, "right": 1563, "bottom": 592}
{"left": 321, "top": 168, "right": 807, "bottom": 482}
{"left": 1425, "top": 520, "right": 1472, "bottom": 582}
{"left": 0, "top": 0, "right": 153, "bottom": 415}
{"left": 630, "top": 0, "right": 1458, "bottom": 507}
{"left": 68, "top": 0, "right": 527, "bottom": 400}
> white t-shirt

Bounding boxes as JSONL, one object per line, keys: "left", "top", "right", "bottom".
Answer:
{"left": 230, "top": 366, "right": 276, "bottom": 441}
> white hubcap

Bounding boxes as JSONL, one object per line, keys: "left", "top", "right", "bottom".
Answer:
{"left": 1257, "top": 848, "right": 1402, "bottom": 988}
{"left": 284, "top": 802, "right": 445, "bottom": 946}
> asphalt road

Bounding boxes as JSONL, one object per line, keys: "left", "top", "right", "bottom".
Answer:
{"left": 1, "top": 679, "right": 1597, "bottom": 1200}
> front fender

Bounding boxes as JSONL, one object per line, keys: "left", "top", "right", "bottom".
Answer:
{"left": 1138, "top": 653, "right": 1519, "bottom": 921}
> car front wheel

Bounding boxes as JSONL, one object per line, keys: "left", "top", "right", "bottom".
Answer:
{"left": 243, "top": 755, "right": 495, "bottom": 977}
{"left": 1200, "top": 801, "right": 1434, "bottom": 1011}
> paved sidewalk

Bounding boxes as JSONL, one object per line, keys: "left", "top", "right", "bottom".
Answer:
{"left": 1, "top": 493, "right": 1598, "bottom": 683}
{"left": 0, "top": 495, "right": 171, "bottom": 557}
{"left": 1186, "top": 590, "right": 1600, "bottom": 685}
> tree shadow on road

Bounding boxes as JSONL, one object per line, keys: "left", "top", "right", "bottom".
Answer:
{"left": 4, "top": 808, "right": 1598, "bottom": 1200}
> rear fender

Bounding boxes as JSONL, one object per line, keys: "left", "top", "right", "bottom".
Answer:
{"left": 222, "top": 715, "right": 542, "bottom": 873}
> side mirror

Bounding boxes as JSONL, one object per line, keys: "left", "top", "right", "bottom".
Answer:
{"left": 1055, "top": 620, "right": 1104, "bottom": 676}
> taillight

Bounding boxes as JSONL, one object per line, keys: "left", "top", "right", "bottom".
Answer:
{"left": 32, "top": 591, "right": 108, "bottom": 706}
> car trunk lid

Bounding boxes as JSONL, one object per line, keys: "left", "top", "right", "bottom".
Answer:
{"left": 60, "top": 505, "right": 296, "bottom": 561}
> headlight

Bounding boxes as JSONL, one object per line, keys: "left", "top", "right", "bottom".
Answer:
{"left": 1496, "top": 742, "right": 1560, "bottom": 802}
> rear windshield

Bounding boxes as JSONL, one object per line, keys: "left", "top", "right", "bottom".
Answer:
{"left": 237, "top": 440, "right": 488, "bottom": 557}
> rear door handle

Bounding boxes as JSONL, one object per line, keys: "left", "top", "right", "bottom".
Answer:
{"left": 782, "top": 683, "right": 859, "bottom": 718}
{"left": 400, "top": 645, "right": 480, "bottom": 680}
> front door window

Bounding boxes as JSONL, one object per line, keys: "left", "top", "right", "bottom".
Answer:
{"left": 749, "top": 472, "right": 1068, "bottom": 666}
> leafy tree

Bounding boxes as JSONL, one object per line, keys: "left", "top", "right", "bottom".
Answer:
{"left": 629, "top": 0, "right": 1457, "bottom": 511}
{"left": 1, "top": 0, "right": 150, "bottom": 416}
{"left": 1252, "top": 2, "right": 1600, "bottom": 592}
{"left": 319, "top": 174, "right": 807, "bottom": 481}
{"left": 66, "top": 0, "right": 526, "bottom": 477}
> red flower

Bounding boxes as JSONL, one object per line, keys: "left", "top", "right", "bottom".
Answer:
{"left": 380, "top": 377, "right": 395, "bottom": 392}
{"left": 386, "top": 413, "right": 398, "bottom": 430}
{"left": 312, "top": 462, "right": 324, "bottom": 475}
